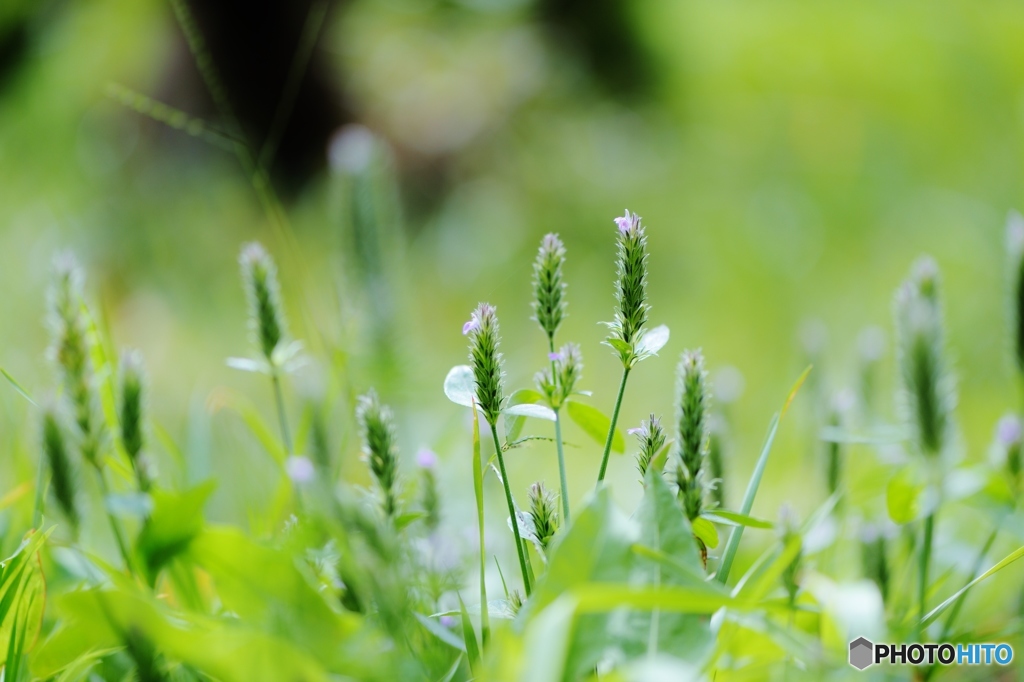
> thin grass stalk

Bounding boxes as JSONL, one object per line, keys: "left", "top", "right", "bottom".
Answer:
{"left": 94, "top": 466, "right": 135, "bottom": 577}
{"left": 491, "top": 428, "right": 531, "bottom": 596}
{"left": 597, "top": 367, "right": 630, "bottom": 483}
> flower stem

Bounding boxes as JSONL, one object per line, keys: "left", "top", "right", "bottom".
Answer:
{"left": 918, "top": 512, "right": 935, "bottom": 634}
{"left": 271, "top": 368, "right": 293, "bottom": 454}
{"left": 491, "top": 427, "right": 532, "bottom": 596}
{"left": 554, "top": 412, "right": 570, "bottom": 523}
{"left": 95, "top": 466, "right": 135, "bottom": 577}
{"left": 597, "top": 367, "right": 630, "bottom": 484}
{"left": 549, "top": 339, "right": 570, "bottom": 523}
{"left": 32, "top": 451, "right": 47, "bottom": 529}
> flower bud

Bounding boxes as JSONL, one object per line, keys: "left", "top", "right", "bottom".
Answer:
{"left": 356, "top": 390, "right": 401, "bottom": 518}
{"left": 239, "top": 242, "right": 288, "bottom": 363}
{"left": 465, "top": 303, "right": 505, "bottom": 426}
{"left": 605, "top": 210, "right": 650, "bottom": 368}
{"left": 532, "top": 233, "right": 568, "bottom": 344}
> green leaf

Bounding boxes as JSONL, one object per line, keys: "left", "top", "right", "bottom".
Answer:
{"left": 504, "top": 389, "right": 544, "bottom": 442}
{"left": 565, "top": 400, "right": 625, "bottom": 454}
{"left": 444, "top": 365, "right": 476, "bottom": 408}
{"left": 458, "top": 594, "right": 480, "bottom": 670}
{"left": 504, "top": 403, "right": 557, "bottom": 421}
{"left": 636, "top": 324, "right": 670, "bottom": 357}
{"left": 886, "top": 466, "right": 923, "bottom": 524}
{"left": 414, "top": 613, "right": 465, "bottom": 652}
{"left": 717, "top": 365, "right": 810, "bottom": 586}
{"left": 704, "top": 510, "right": 774, "bottom": 530}
{"left": 1, "top": 368, "right": 36, "bottom": 406}
{"left": 921, "top": 544, "right": 1024, "bottom": 628}
{"left": 395, "top": 511, "right": 427, "bottom": 531}
{"left": 691, "top": 517, "right": 719, "bottom": 549}
{"left": 136, "top": 482, "right": 215, "bottom": 585}
{"left": 733, "top": 535, "right": 802, "bottom": 604}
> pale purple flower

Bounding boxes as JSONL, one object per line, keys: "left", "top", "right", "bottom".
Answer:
{"left": 440, "top": 615, "right": 456, "bottom": 628}
{"left": 462, "top": 319, "right": 478, "bottom": 335}
{"left": 285, "top": 455, "right": 315, "bottom": 484}
{"left": 996, "top": 414, "right": 1022, "bottom": 448}
{"left": 614, "top": 210, "right": 640, "bottom": 236}
{"left": 416, "top": 448, "right": 438, "bottom": 469}
{"left": 627, "top": 427, "right": 642, "bottom": 436}
{"left": 548, "top": 351, "right": 563, "bottom": 362}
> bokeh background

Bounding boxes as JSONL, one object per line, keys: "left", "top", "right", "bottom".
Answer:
{"left": 3, "top": 0, "right": 1024, "bottom": 599}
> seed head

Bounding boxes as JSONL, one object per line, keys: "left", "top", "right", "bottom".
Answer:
{"left": 119, "top": 349, "right": 151, "bottom": 491}
{"left": 527, "top": 481, "right": 559, "bottom": 553}
{"left": 41, "top": 406, "right": 79, "bottom": 534}
{"left": 417, "top": 449, "right": 441, "bottom": 532}
{"left": 675, "top": 349, "right": 710, "bottom": 521}
{"left": 532, "top": 233, "right": 568, "bottom": 344}
{"left": 465, "top": 303, "right": 505, "bottom": 426}
{"left": 894, "top": 257, "right": 955, "bottom": 457}
{"left": 356, "top": 390, "right": 401, "bottom": 518}
{"left": 605, "top": 210, "right": 650, "bottom": 368}
{"left": 239, "top": 242, "right": 288, "bottom": 363}
{"left": 632, "top": 414, "right": 666, "bottom": 479}
{"left": 535, "top": 342, "right": 583, "bottom": 409}
{"left": 48, "top": 253, "right": 100, "bottom": 466}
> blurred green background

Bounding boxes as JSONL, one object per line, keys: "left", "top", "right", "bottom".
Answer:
{"left": 2, "top": 0, "right": 1024, "bottom": 591}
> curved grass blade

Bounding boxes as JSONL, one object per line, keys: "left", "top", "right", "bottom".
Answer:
{"left": 921, "top": 544, "right": 1024, "bottom": 628}
{"left": 1, "top": 368, "right": 36, "bottom": 406}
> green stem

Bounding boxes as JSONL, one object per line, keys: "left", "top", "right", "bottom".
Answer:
{"left": 491, "top": 427, "right": 532, "bottom": 596}
{"left": 918, "top": 512, "right": 935, "bottom": 636}
{"left": 271, "top": 368, "right": 293, "bottom": 454}
{"left": 554, "top": 411, "right": 570, "bottom": 523}
{"left": 32, "top": 451, "right": 47, "bottom": 528}
{"left": 597, "top": 367, "right": 630, "bottom": 484}
{"left": 95, "top": 466, "right": 135, "bottom": 577}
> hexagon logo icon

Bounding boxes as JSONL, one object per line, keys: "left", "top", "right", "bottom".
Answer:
{"left": 849, "top": 637, "right": 874, "bottom": 670}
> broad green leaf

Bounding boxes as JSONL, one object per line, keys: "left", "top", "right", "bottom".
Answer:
{"left": 136, "top": 482, "right": 214, "bottom": 585}
{"left": 444, "top": 365, "right": 475, "bottom": 408}
{"left": 636, "top": 324, "right": 670, "bottom": 357}
{"left": 717, "top": 365, "right": 810, "bottom": 586}
{"left": 187, "top": 526, "right": 362, "bottom": 669}
{"left": 704, "top": 510, "right": 774, "bottom": 530}
{"left": 565, "top": 400, "right": 625, "bottom": 454}
{"left": 886, "top": 466, "right": 923, "bottom": 524}
{"left": 921, "top": 543, "right": 1024, "bottom": 628}
{"left": 691, "top": 517, "right": 720, "bottom": 549}
{"left": 504, "top": 403, "right": 556, "bottom": 421}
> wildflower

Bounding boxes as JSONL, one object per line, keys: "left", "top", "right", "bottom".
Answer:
{"left": 535, "top": 342, "right": 583, "bottom": 409}
{"left": 41, "top": 406, "right": 79, "bottom": 534}
{"left": 632, "top": 414, "right": 666, "bottom": 479}
{"left": 604, "top": 210, "right": 650, "bottom": 368}
{"left": 528, "top": 482, "right": 559, "bottom": 553}
{"left": 675, "top": 350, "right": 710, "bottom": 523}
{"left": 465, "top": 303, "right": 505, "bottom": 427}
{"left": 894, "top": 256, "right": 955, "bottom": 457}
{"left": 356, "top": 390, "right": 401, "bottom": 518}
{"left": 119, "top": 349, "right": 151, "bottom": 492}
{"left": 239, "top": 242, "right": 288, "bottom": 364}
{"left": 995, "top": 413, "right": 1022, "bottom": 486}
{"left": 532, "top": 233, "right": 568, "bottom": 345}
{"left": 286, "top": 455, "right": 315, "bottom": 484}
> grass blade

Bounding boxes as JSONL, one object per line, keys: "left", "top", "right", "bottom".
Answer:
{"left": 921, "top": 544, "right": 1024, "bottom": 628}
{"left": 1, "top": 368, "right": 36, "bottom": 406}
{"left": 716, "top": 366, "right": 811, "bottom": 585}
